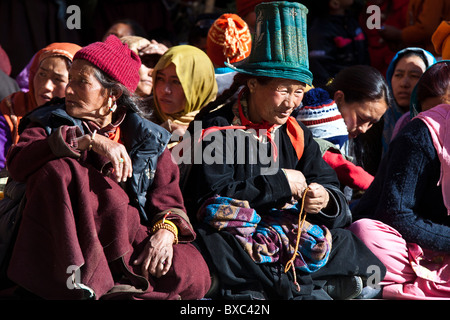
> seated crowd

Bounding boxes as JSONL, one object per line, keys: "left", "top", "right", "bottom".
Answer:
{"left": 0, "top": 1, "right": 449, "bottom": 300}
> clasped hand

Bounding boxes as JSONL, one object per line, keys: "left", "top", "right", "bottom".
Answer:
{"left": 78, "top": 133, "right": 132, "bottom": 183}
{"left": 283, "top": 168, "right": 330, "bottom": 213}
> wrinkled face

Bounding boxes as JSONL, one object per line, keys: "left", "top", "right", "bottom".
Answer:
{"left": 65, "top": 59, "right": 111, "bottom": 126}
{"left": 154, "top": 63, "right": 186, "bottom": 115}
{"left": 391, "top": 55, "right": 427, "bottom": 111}
{"left": 337, "top": 93, "right": 388, "bottom": 139}
{"left": 33, "top": 56, "right": 69, "bottom": 106}
{"left": 247, "top": 78, "right": 306, "bottom": 126}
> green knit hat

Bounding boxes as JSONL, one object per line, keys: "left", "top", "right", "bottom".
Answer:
{"left": 226, "top": 1, "right": 313, "bottom": 85}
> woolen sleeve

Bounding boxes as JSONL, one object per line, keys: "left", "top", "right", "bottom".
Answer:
{"left": 7, "top": 124, "right": 82, "bottom": 182}
{"left": 7, "top": 126, "right": 57, "bottom": 182}
{"left": 145, "top": 148, "right": 195, "bottom": 242}
{"left": 361, "top": 119, "right": 450, "bottom": 252}
{"left": 323, "top": 150, "right": 374, "bottom": 190}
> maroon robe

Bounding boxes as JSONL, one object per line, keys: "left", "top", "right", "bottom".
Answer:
{"left": 5, "top": 124, "right": 210, "bottom": 300}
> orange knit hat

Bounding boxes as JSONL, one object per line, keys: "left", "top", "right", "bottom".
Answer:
{"left": 432, "top": 21, "right": 450, "bottom": 60}
{"left": 206, "top": 13, "right": 252, "bottom": 67}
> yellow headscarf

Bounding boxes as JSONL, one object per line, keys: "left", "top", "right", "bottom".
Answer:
{"left": 152, "top": 45, "right": 218, "bottom": 127}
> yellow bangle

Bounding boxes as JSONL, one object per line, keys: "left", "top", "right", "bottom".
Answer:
{"left": 153, "top": 218, "right": 178, "bottom": 237}
{"left": 151, "top": 222, "right": 178, "bottom": 244}
{"left": 163, "top": 220, "right": 178, "bottom": 235}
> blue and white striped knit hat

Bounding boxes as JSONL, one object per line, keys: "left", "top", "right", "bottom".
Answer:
{"left": 296, "top": 87, "right": 348, "bottom": 149}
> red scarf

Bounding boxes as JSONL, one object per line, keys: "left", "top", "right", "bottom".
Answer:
{"left": 201, "top": 91, "right": 304, "bottom": 161}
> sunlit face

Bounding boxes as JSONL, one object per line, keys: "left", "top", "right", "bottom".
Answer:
{"left": 154, "top": 63, "right": 186, "bottom": 115}
{"left": 33, "top": 56, "right": 69, "bottom": 106}
{"left": 391, "top": 55, "right": 427, "bottom": 111}
{"left": 247, "top": 78, "right": 305, "bottom": 126}
{"left": 135, "top": 64, "right": 153, "bottom": 97}
{"left": 135, "top": 54, "right": 161, "bottom": 97}
{"left": 65, "top": 59, "right": 111, "bottom": 127}
{"left": 336, "top": 91, "right": 388, "bottom": 139}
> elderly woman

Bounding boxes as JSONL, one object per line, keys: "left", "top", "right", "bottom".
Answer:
{"left": 0, "top": 42, "right": 81, "bottom": 170}
{"left": 3, "top": 35, "right": 210, "bottom": 300}
{"left": 181, "top": 2, "right": 385, "bottom": 300}
{"left": 150, "top": 45, "right": 217, "bottom": 147}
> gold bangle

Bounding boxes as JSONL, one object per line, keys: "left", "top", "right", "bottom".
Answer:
{"left": 153, "top": 219, "right": 178, "bottom": 237}
{"left": 163, "top": 220, "right": 178, "bottom": 235}
{"left": 151, "top": 222, "right": 178, "bottom": 244}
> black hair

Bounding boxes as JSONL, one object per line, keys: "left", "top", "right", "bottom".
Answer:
{"left": 324, "top": 65, "right": 392, "bottom": 108}
{"left": 92, "top": 67, "right": 149, "bottom": 119}
{"left": 415, "top": 61, "right": 450, "bottom": 112}
{"left": 391, "top": 49, "right": 431, "bottom": 75}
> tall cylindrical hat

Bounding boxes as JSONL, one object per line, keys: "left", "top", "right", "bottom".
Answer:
{"left": 227, "top": 1, "right": 313, "bottom": 85}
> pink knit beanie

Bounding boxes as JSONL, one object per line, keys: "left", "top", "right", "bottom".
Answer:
{"left": 74, "top": 35, "right": 141, "bottom": 93}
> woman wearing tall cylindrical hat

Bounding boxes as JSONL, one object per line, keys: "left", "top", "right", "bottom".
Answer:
{"left": 181, "top": 1, "right": 386, "bottom": 300}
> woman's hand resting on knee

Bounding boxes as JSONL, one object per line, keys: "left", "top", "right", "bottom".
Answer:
{"left": 133, "top": 229, "right": 175, "bottom": 279}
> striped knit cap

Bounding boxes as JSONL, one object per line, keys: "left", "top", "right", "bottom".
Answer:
{"left": 74, "top": 35, "right": 141, "bottom": 93}
{"left": 296, "top": 88, "right": 348, "bottom": 148}
{"left": 207, "top": 13, "right": 252, "bottom": 67}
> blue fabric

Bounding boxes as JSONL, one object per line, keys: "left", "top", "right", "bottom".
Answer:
{"left": 198, "top": 195, "right": 332, "bottom": 273}
{"left": 382, "top": 47, "right": 436, "bottom": 155}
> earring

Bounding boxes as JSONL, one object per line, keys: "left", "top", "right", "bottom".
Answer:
{"left": 108, "top": 97, "right": 117, "bottom": 112}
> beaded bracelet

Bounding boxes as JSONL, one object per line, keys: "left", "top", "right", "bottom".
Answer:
{"left": 151, "top": 222, "right": 178, "bottom": 244}
{"left": 153, "top": 217, "right": 178, "bottom": 234}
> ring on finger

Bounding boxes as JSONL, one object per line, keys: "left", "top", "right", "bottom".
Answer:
{"left": 119, "top": 157, "right": 124, "bottom": 164}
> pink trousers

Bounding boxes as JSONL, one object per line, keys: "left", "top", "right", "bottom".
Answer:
{"left": 348, "top": 219, "right": 450, "bottom": 300}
